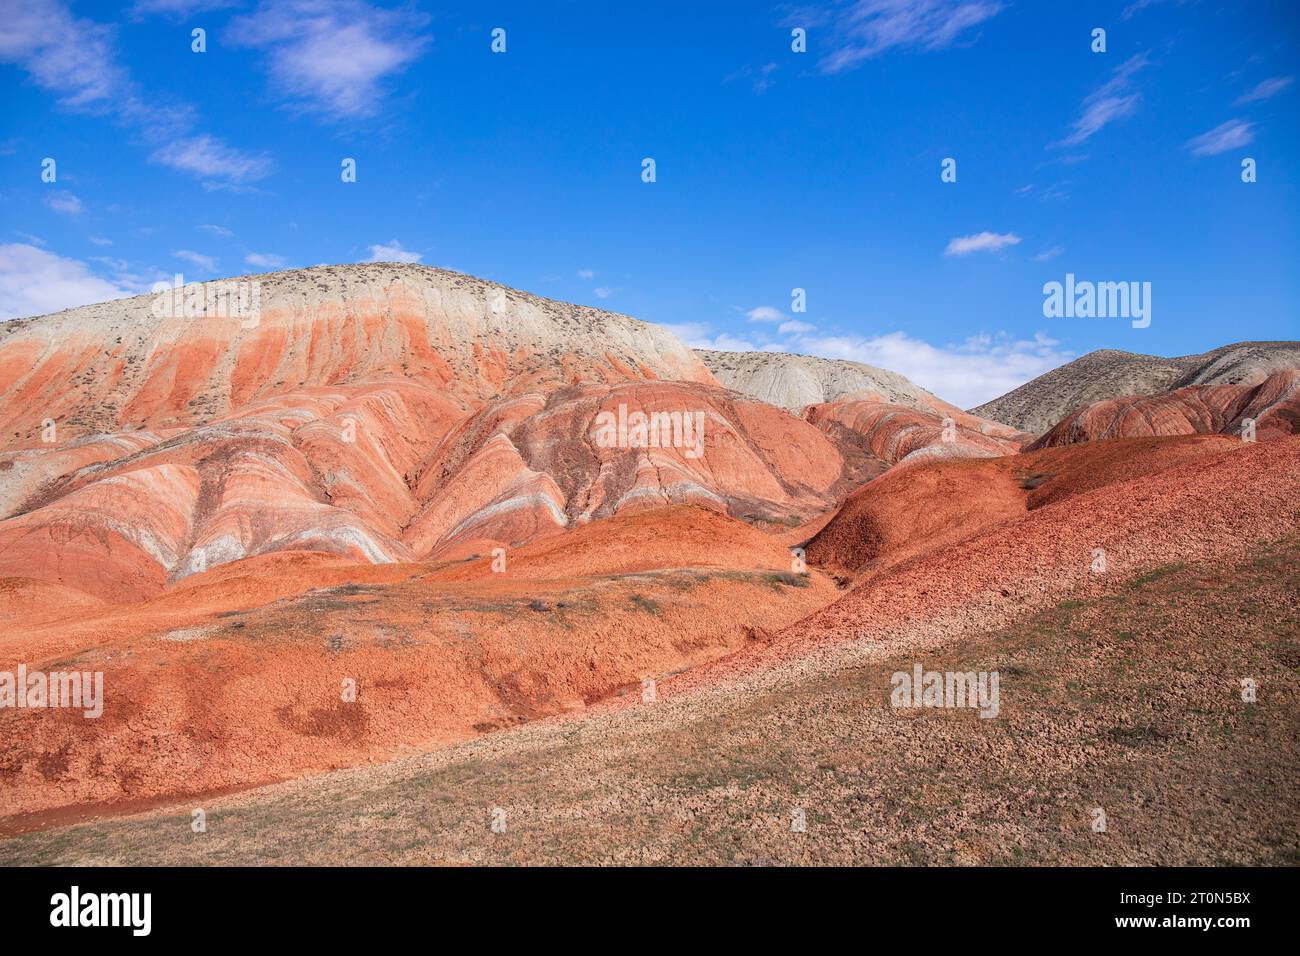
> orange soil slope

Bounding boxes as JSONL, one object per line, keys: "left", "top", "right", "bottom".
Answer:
{"left": 804, "top": 433, "right": 1245, "bottom": 580}
{"left": 0, "top": 507, "right": 831, "bottom": 825}
{"left": 640, "top": 434, "right": 1300, "bottom": 702}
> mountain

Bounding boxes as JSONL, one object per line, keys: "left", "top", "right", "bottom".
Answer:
{"left": 698, "top": 348, "right": 953, "bottom": 415}
{"left": 0, "top": 262, "right": 710, "bottom": 441}
{"left": 0, "top": 265, "right": 884, "bottom": 602}
{"left": 970, "top": 341, "right": 1300, "bottom": 433}
{"left": 3, "top": 266, "right": 1295, "bottom": 848}
{"left": 700, "top": 348, "right": 1030, "bottom": 467}
{"left": 1028, "top": 369, "right": 1300, "bottom": 449}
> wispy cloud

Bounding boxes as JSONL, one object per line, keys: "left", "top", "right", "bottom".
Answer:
{"left": 152, "top": 135, "right": 272, "bottom": 184}
{"left": 199, "top": 224, "right": 235, "bottom": 239}
{"left": 228, "top": 0, "right": 432, "bottom": 118}
{"left": 746, "top": 306, "right": 787, "bottom": 323}
{"left": 1032, "top": 245, "right": 1064, "bottom": 262}
{"left": 0, "top": 243, "right": 135, "bottom": 320}
{"left": 174, "top": 249, "right": 218, "bottom": 273}
{"left": 244, "top": 252, "right": 287, "bottom": 269}
{"left": 0, "top": 0, "right": 130, "bottom": 109}
{"left": 1235, "top": 76, "right": 1293, "bottom": 105}
{"left": 593, "top": 286, "right": 618, "bottom": 299}
{"left": 663, "top": 313, "right": 1070, "bottom": 407}
{"left": 944, "top": 231, "right": 1021, "bottom": 256}
{"left": 0, "top": 0, "right": 267, "bottom": 187}
{"left": 131, "top": 1, "right": 238, "bottom": 17}
{"left": 791, "top": 329, "right": 1071, "bottom": 407}
{"left": 1121, "top": 0, "right": 1187, "bottom": 20}
{"left": 89, "top": 254, "right": 170, "bottom": 292}
{"left": 725, "top": 61, "right": 779, "bottom": 94}
{"left": 806, "top": 0, "right": 1004, "bottom": 74}
{"left": 363, "top": 240, "right": 421, "bottom": 263}
{"left": 577, "top": 268, "right": 596, "bottom": 279}
{"left": 43, "top": 190, "right": 83, "bottom": 216}
{"left": 661, "top": 322, "right": 760, "bottom": 352}
{"left": 1185, "top": 119, "right": 1254, "bottom": 156}
{"left": 1055, "top": 54, "right": 1149, "bottom": 147}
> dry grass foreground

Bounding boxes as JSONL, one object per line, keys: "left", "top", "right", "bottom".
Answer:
{"left": 3, "top": 534, "right": 1295, "bottom": 866}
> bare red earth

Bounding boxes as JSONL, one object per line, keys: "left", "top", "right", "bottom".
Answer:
{"left": 627, "top": 434, "right": 1300, "bottom": 703}
{"left": 3, "top": 266, "right": 1295, "bottom": 841}
{"left": 1030, "top": 369, "right": 1299, "bottom": 448}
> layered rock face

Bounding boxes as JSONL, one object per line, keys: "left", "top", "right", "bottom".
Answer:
{"left": 699, "top": 349, "right": 1027, "bottom": 468}
{"left": 804, "top": 397, "right": 1025, "bottom": 467}
{"left": 0, "top": 263, "right": 712, "bottom": 442}
{"left": 3, "top": 262, "right": 1297, "bottom": 831}
{"left": 1028, "top": 369, "right": 1300, "bottom": 449}
{"left": 0, "top": 267, "right": 874, "bottom": 601}
{"left": 972, "top": 341, "right": 1300, "bottom": 433}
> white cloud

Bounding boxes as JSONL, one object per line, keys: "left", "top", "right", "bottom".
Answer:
{"left": 174, "top": 249, "right": 218, "bottom": 272}
{"left": 0, "top": 0, "right": 128, "bottom": 109}
{"left": 663, "top": 312, "right": 1070, "bottom": 406}
{"left": 1185, "top": 119, "right": 1254, "bottom": 156}
{"left": 577, "top": 268, "right": 595, "bottom": 279}
{"left": 87, "top": 235, "right": 113, "bottom": 246}
{"left": 789, "top": 330, "right": 1071, "bottom": 407}
{"left": 131, "top": 1, "right": 238, "bottom": 16}
{"left": 746, "top": 305, "right": 786, "bottom": 323}
{"left": 1121, "top": 0, "right": 1187, "bottom": 20}
{"left": 153, "top": 135, "right": 272, "bottom": 183}
{"left": 660, "top": 322, "right": 759, "bottom": 352}
{"left": 1235, "top": 76, "right": 1293, "bottom": 105}
{"left": 1056, "top": 54, "right": 1148, "bottom": 147}
{"left": 89, "top": 255, "right": 169, "bottom": 293}
{"left": 1032, "top": 245, "right": 1064, "bottom": 262}
{"left": 0, "top": 244, "right": 135, "bottom": 320}
{"left": 725, "top": 61, "right": 780, "bottom": 94}
{"left": 43, "top": 190, "right": 82, "bottom": 216}
{"left": 199, "top": 223, "right": 234, "bottom": 238}
{"left": 228, "top": 0, "right": 431, "bottom": 118}
{"left": 813, "top": 0, "right": 1005, "bottom": 74}
{"left": 245, "top": 252, "right": 287, "bottom": 269}
{"left": 779, "top": 319, "right": 815, "bottom": 334}
{"left": 594, "top": 286, "right": 618, "bottom": 299}
{"left": 363, "top": 240, "right": 421, "bottom": 263}
{"left": 0, "top": 1, "right": 259, "bottom": 187}
{"left": 944, "top": 231, "right": 1021, "bottom": 256}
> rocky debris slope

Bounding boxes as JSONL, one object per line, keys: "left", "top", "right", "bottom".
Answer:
{"left": 804, "top": 433, "right": 1242, "bottom": 581}
{"left": 971, "top": 341, "right": 1300, "bottom": 433}
{"left": 7, "top": 441, "right": 1296, "bottom": 862}
{"left": 643, "top": 434, "right": 1300, "bottom": 707}
{"left": 1027, "top": 369, "right": 1300, "bottom": 449}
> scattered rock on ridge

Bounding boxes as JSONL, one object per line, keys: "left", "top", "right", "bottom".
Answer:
{"left": 1028, "top": 369, "right": 1300, "bottom": 449}
{"left": 971, "top": 340, "right": 1300, "bottom": 433}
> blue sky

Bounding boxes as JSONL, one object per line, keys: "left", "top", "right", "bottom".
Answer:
{"left": 1, "top": 0, "right": 1297, "bottom": 407}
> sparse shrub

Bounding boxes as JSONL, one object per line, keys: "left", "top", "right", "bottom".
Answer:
{"left": 629, "top": 593, "right": 661, "bottom": 615}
